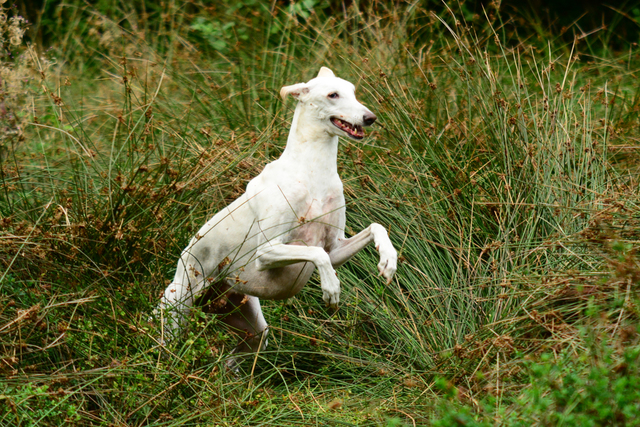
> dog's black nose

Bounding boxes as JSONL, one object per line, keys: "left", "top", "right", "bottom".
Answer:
{"left": 363, "top": 112, "right": 377, "bottom": 126}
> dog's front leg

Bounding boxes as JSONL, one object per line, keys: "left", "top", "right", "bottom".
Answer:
{"left": 328, "top": 223, "right": 397, "bottom": 284}
{"left": 256, "top": 243, "right": 341, "bottom": 305}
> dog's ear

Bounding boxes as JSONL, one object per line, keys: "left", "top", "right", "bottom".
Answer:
{"left": 280, "top": 83, "right": 309, "bottom": 100}
{"left": 317, "top": 67, "right": 335, "bottom": 78}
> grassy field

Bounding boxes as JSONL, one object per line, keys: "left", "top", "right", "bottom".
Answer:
{"left": 1, "top": 1, "right": 640, "bottom": 425}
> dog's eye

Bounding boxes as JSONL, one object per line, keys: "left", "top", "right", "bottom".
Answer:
{"left": 328, "top": 92, "right": 339, "bottom": 99}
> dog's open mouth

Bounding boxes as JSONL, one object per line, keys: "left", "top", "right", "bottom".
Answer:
{"left": 331, "top": 117, "right": 365, "bottom": 140}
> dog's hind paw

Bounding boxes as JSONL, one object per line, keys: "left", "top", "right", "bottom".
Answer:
{"left": 224, "top": 357, "right": 242, "bottom": 376}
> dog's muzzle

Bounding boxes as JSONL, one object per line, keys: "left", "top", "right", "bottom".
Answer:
{"left": 331, "top": 113, "right": 376, "bottom": 140}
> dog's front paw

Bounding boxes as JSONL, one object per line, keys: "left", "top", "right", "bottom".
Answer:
{"left": 321, "top": 274, "right": 341, "bottom": 307}
{"left": 377, "top": 247, "right": 397, "bottom": 284}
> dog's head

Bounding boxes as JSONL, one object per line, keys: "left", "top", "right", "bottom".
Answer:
{"left": 280, "top": 67, "right": 376, "bottom": 140}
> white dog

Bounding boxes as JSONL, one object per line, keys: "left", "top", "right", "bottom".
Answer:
{"left": 157, "top": 67, "right": 397, "bottom": 366}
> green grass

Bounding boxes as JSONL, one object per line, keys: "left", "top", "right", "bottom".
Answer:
{"left": 2, "top": 1, "right": 640, "bottom": 425}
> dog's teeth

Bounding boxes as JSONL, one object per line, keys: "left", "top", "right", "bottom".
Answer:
{"left": 333, "top": 118, "right": 364, "bottom": 138}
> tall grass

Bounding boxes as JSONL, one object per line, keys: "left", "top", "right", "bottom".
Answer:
{"left": 1, "top": 1, "right": 640, "bottom": 425}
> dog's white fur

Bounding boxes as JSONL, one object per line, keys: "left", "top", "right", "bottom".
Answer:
{"left": 157, "top": 67, "right": 397, "bottom": 364}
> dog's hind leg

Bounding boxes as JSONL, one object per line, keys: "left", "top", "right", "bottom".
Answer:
{"left": 227, "top": 294, "right": 268, "bottom": 347}
{"left": 204, "top": 290, "right": 268, "bottom": 371}
{"left": 157, "top": 248, "right": 213, "bottom": 342}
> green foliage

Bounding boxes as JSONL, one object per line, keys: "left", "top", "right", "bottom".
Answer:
{"left": 190, "top": 16, "right": 242, "bottom": 52}
{"left": 431, "top": 325, "right": 640, "bottom": 427}
{"left": 520, "top": 346, "right": 640, "bottom": 426}
{"left": 0, "top": 383, "right": 81, "bottom": 426}
{"left": 188, "top": 0, "right": 266, "bottom": 54}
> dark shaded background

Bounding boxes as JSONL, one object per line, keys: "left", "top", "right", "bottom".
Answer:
{"left": 17, "top": 0, "right": 640, "bottom": 53}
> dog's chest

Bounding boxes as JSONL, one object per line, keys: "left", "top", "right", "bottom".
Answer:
{"left": 287, "top": 191, "right": 344, "bottom": 248}
{"left": 249, "top": 162, "right": 345, "bottom": 248}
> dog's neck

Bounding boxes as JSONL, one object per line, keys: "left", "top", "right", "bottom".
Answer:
{"left": 279, "top": 103, "right": 339, "bottom": 178}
